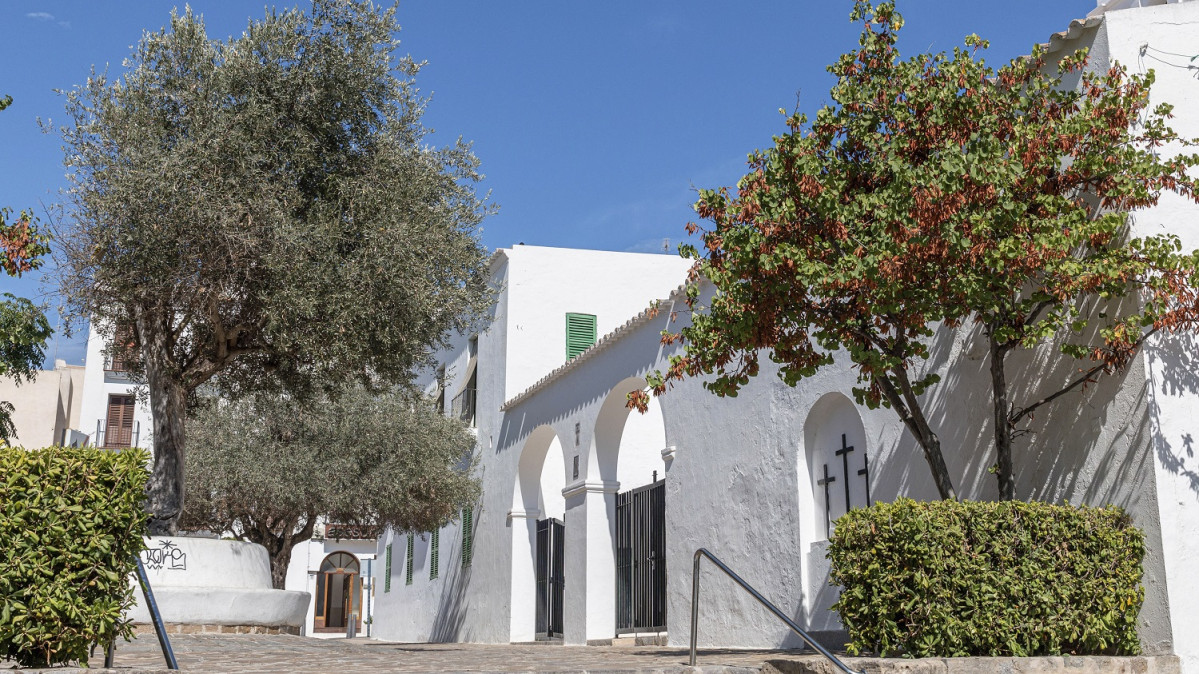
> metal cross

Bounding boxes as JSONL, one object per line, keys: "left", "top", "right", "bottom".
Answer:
{"left": 858, "top": 454, "right": 872, "bottom": 506}
{"left": 817, "top": 463, "right": 837, "bottom": 537}
{"left": 834, "top": 434, "right": 855, "bottom": 512}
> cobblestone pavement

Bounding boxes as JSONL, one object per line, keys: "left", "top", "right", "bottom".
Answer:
{"left": 9, "top": 635, "right": 1180, "bottom": 673}
{"left": 54, "top": 634, "right": 805, "bottom": 673}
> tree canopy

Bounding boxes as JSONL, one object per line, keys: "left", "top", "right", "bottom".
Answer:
{"left": 636, "top": 1, "right": 1199, "bottom": 500}
{"left": 51, "top": 1, "right": 493, "bottom": 532}
{"left": 1, "top": 94, "right": 54, "bottom": 445}
{"left": 181, "top": 387, "right": 478, "bottom": 589}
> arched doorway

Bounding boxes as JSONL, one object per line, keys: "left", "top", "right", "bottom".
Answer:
{"left": 314, "top": 551, "right": 362, "bottom": 633}
{"left": 590, "top": 376, "right": 668, "bottom": 639}
{"left": 510, "top": 426, "right": 567, "bottom": 642}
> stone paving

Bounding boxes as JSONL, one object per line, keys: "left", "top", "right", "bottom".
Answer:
{"left": 13, "top": 634, "right": 797, "bottom": 673}
{"left": 7, "top": 634, "right": 1182, "bottom": 673}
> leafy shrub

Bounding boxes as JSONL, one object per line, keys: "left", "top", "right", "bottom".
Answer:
{"left": 828, "top": 498, "right": 1144, "bottom": 657}
{"left": 0, "top": 445, "right": 149, "bottom": 667}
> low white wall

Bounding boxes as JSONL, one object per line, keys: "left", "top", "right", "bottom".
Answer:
{"left": 131, "top": 537, "right": 308, "bottom": 628}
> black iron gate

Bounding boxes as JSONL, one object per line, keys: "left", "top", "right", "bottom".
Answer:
{"left": 615, "top": 476, "right": 666, "bottom": 634}
{"left": 535, "top": 517, "right": 565, "bottom": 638}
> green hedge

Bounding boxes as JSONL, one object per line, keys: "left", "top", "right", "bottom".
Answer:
{"left": 0, "top": 445, "right": 149, "bottom": 667}
{"left": 827, "top": 498, "right": 1144, "bottom": 657}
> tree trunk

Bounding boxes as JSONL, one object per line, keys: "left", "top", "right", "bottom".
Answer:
{"left": 138, "top": 309, "right": 189, "bottom": 535}
{"left": 268, "top": 533, "right": 294, "bottom": 591}
{"left": 988, "top": 333, "right": 1016, "bottom": 501}
{"left": 241, "top": 515, "right": 315, "bottom": 590}
{"left": 876, "top": 371, "right": 958, "bottom": 500}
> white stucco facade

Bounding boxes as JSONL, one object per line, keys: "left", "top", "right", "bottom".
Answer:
{"left": 366, "top": 4, "right": 1199, "bottom": 669}
{"left": 77, "top": 323, "right": 153, "bottom": 451}
{"left": 370, "top": 245, "right": 693, "bottom": 643}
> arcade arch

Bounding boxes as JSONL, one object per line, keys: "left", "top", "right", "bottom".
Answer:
{"left": 586, "top": 376, "right": 668, "bottom": 639}
{"left": 509, "top": 425, "right": 567, "bottom": 642}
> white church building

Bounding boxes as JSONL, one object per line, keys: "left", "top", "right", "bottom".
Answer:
{"left": 60, "top": 0, "right": 1199, "bottom": 667}
{"left": 369, "top": 2, "right": 1199, "bottom": 671}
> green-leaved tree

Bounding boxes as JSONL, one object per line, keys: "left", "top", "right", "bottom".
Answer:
{"left": 52, "top": 1, "right": 492, "bottom": 532}
{"left": 636, "top": 1, "right": 1199, "bottom": 500}
{"left": 181, "top": 388, "right": 477, "bottom": 589}
{"left": 1, "top": 96, "right": 54, "bottom": 445}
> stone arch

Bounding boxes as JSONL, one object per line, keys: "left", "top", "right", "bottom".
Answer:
{"left": 583, "top": 376, "right": 668, "bottom": 640}
{"left": 509, "top": 425, "right": 567, "bottom": 642}
{"left": 799, "top": 392, "right": 869, "bottom": 546}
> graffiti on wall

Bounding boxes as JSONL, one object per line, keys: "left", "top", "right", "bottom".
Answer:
{"left": 141, "top": 539, "right": 187, "bottom": 571}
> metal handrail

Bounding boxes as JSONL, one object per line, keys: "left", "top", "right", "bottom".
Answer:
{"left": 689, "top": 547, "right": 864, "bottom": 674}
{"left": 102, "top": 556, "right": 178, "bottom": 669}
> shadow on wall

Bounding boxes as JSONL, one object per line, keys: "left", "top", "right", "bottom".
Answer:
{"left": 1146, "top": 330, "right": 1199, "bottom": 497}
{"left": 429, "top": 537, "right": 474, "bottom": 643}
{"left": 882, "top": 294, "right": 1168, "bottom": 508}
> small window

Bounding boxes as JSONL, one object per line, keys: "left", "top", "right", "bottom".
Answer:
{"left": 429, "top": 529, "right": 440, "bottom": 580}
{"left": 104, "top": 394, "right": 136, "bottom": 448}
{"left": 405, "top": 534, "right": 415, "bottom": 586}
{"left": 461, "top": 508, "right": 473, "bottom": 568}
{"left": 384, "top": 543, "right": 392, "bottom": 593}
{"left": 565, "top": 313, "right": 597, "bottom": 360}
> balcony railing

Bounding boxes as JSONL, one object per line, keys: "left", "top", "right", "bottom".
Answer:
{"left": 451, "top": 387, "right": 476, "bottom": 426}
{"left": 104, "top": 353, "right": 134, "bottom": 374}
{"left": 95, "top": 419, "right": 140, "bottom": 449}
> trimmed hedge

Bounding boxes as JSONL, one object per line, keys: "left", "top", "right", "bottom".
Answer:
{"left": 0, "top": 445, "right": 149, "bottom": 667}
{"left": 827, "top": 498, "right": 1144, "bottom": 657}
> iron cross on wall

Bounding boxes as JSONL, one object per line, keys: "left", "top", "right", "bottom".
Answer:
{"left": 820, "top": 434, "right": 873, "bottom": 537}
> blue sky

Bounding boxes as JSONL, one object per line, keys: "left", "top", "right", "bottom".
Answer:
{"left": 0, "top": 1, "right": 1095, "bottom": 365}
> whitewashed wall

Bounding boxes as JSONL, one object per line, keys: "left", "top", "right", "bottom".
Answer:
{"left": 77, "top": 324, "right": 153, "bottom": 450}
{"left": 370, "top": 245, "right": 692, "bottom": 643}
{"left": 368, "top": 5, "right": 1199, "bottom": 665}
{"left": 1100, "top": 2, "right": 1199, "bottom": 669}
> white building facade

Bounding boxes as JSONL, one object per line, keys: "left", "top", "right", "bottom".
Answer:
{"left": 77, "top": 324, "right": 154, "bottom": 451}
{"left": 369, "top": 4, "right": 1199, "bottom": 672}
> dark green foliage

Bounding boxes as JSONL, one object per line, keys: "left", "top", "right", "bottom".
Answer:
{"left": 828, "top": 498, "right": 1144, "bottom": 657}
{"left": 0, "top": 446, "right": 149, "bottom": 667}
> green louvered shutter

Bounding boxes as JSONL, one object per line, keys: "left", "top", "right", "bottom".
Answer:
{"left": 461, "top": 508, "right": 473, "bottom": 568}
{"left": 384, "top": 543, "right": 392, "bottom": 592}
{"left": 565, "top": 313, "right": 597, "bottom": 360}
{"left": 405, "top": 534, "right": 414, "bottom": 586}
{"left": 429, "top": 529, "right": 440, "bottom": 580}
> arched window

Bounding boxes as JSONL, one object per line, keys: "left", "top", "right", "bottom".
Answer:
{"left": 319, "top": 552, "right": 360, "bottom": 574}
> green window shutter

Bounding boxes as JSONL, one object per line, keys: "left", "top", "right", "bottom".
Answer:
{"left": 429, "top": 529, "right": 440, "bottom": 580}
{"left": 405, "top": 534, "right": 414, "bottom": 586}
{"left": 384, "top": 543, "right": 392, "bottom": 593}
{"left": 461, "top": 507, "right": 473, "bottom": 568}
{"left": 565, "top": 313, "right": 597, "bottom": 360}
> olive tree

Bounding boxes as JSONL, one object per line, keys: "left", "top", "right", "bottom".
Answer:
{"left": 51, "top": 1, "right": 491, "bottom": 532}
{"left": 181, "top": 388, "right": 477, "bottom": 589}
